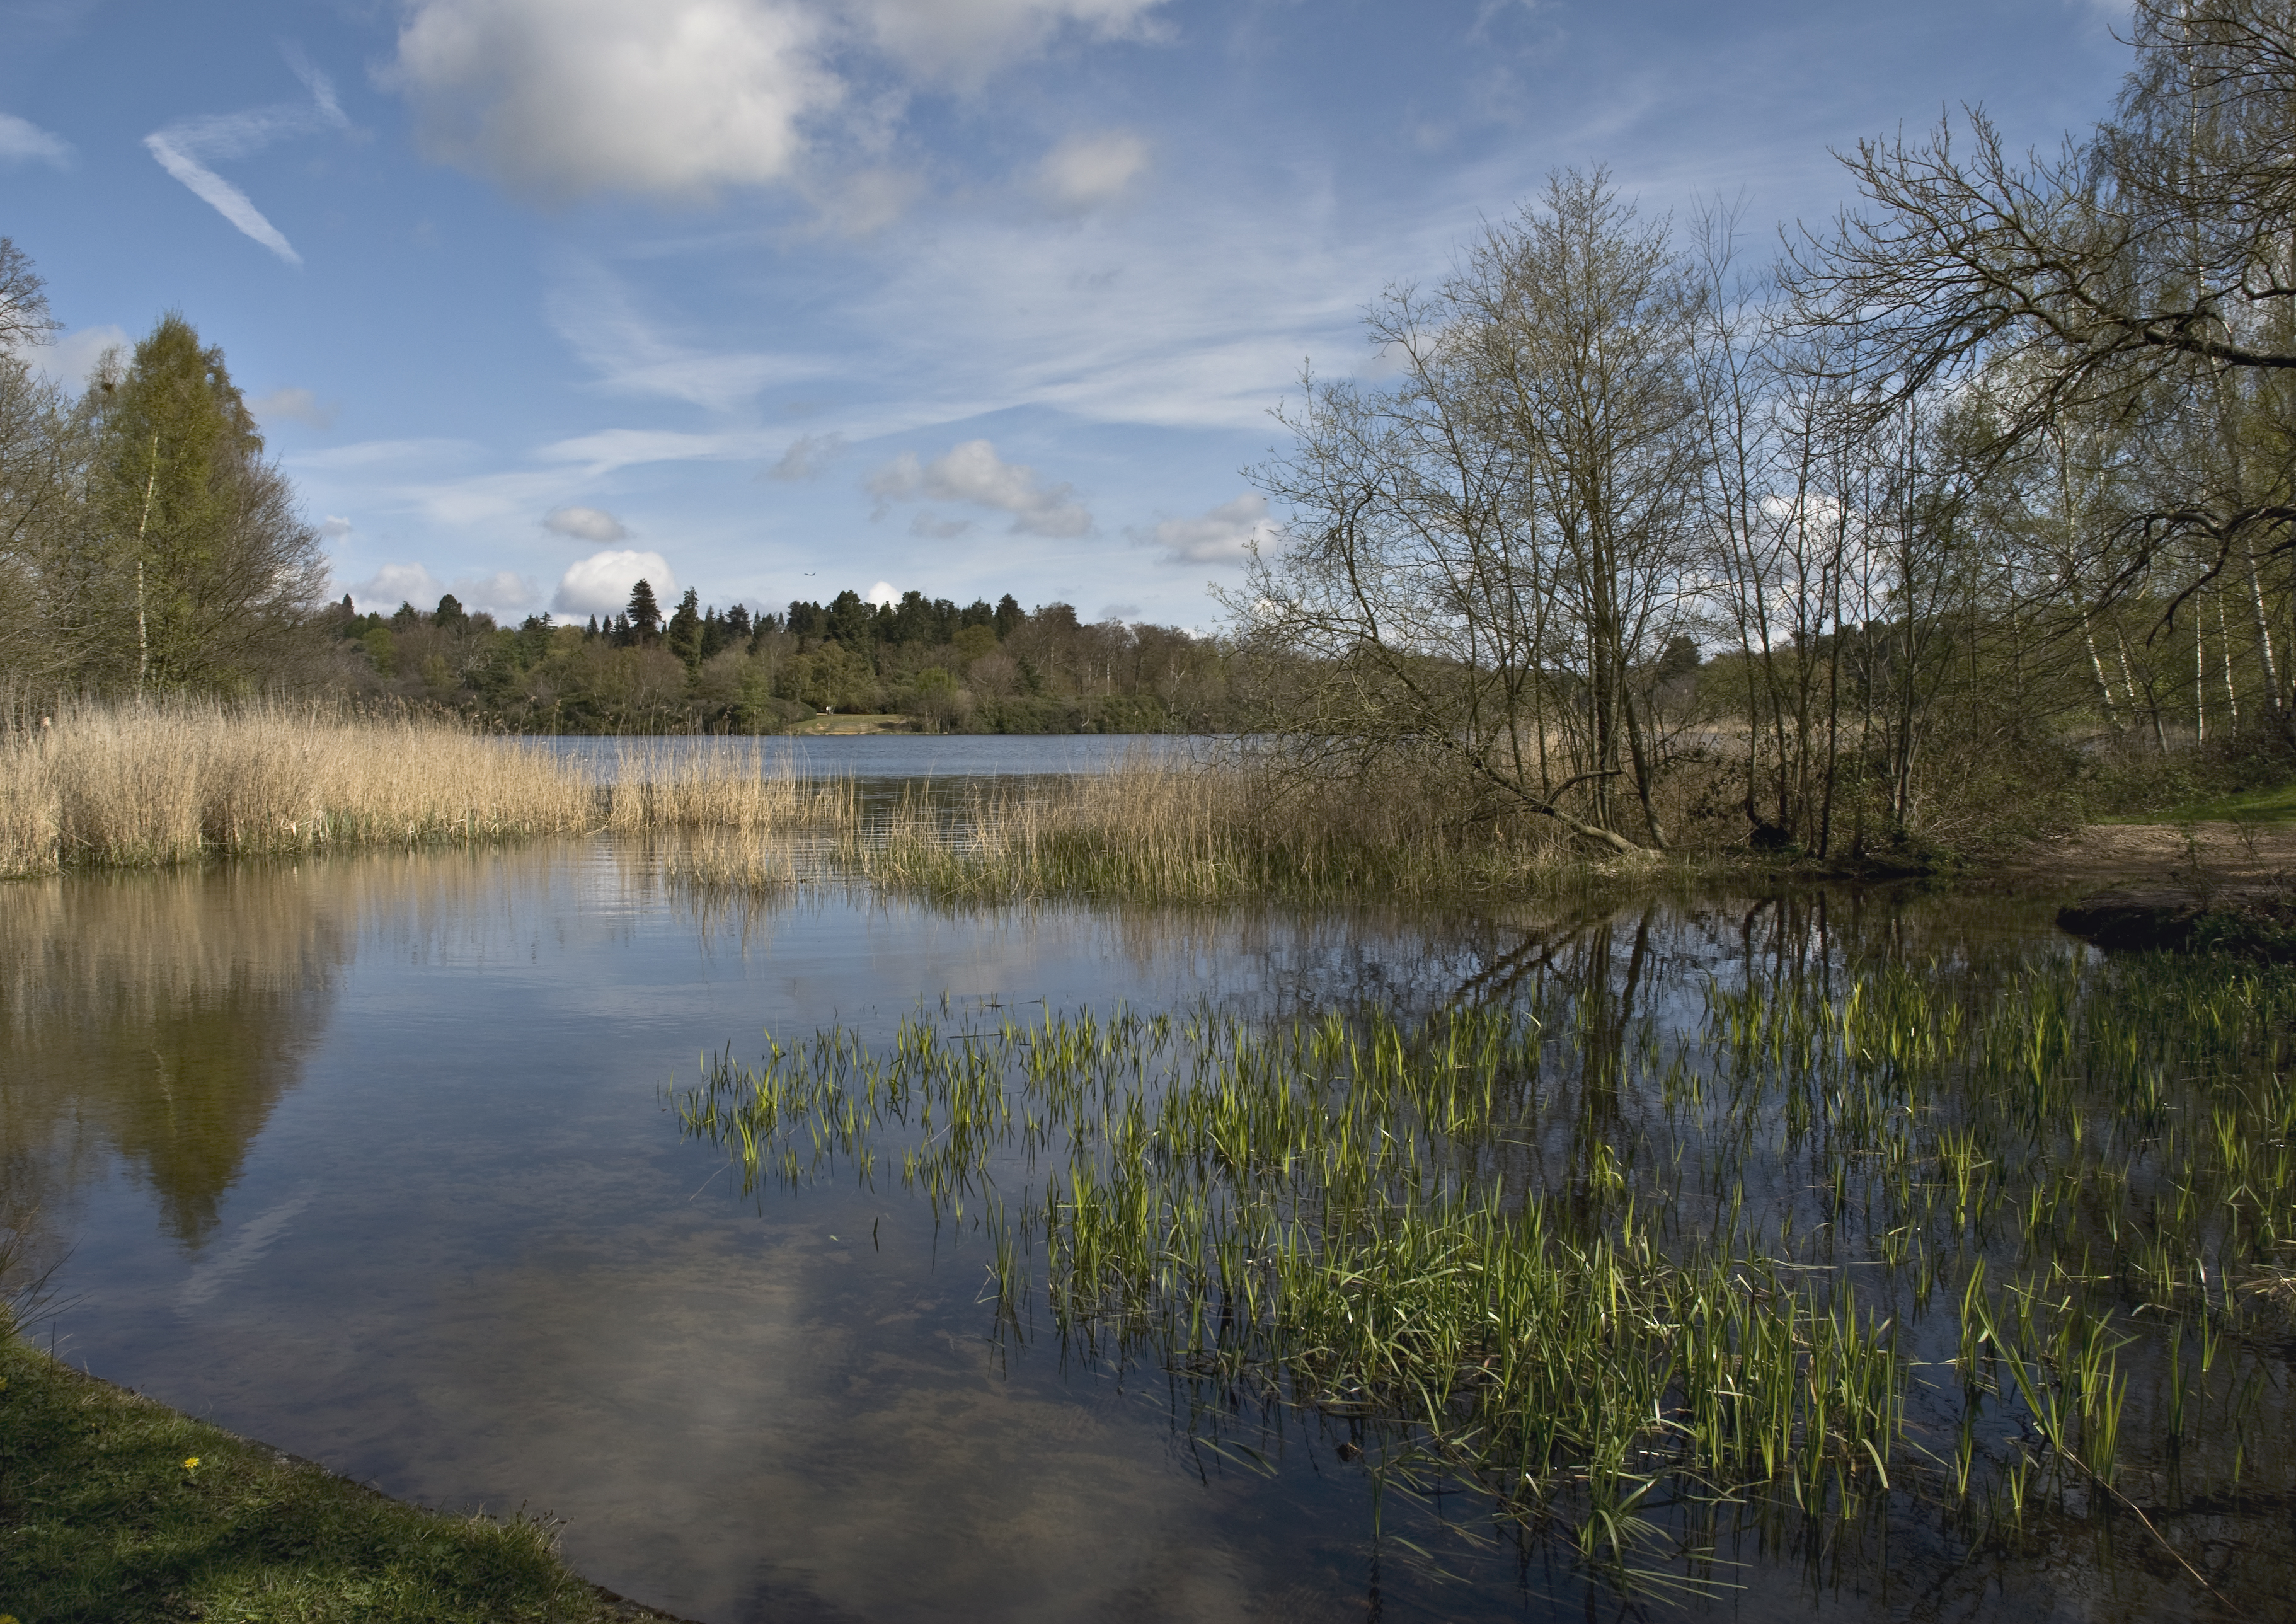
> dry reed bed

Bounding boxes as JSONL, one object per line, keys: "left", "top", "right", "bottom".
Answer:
{"left": 0, "top": 704, "right": 844, "bottom": 879}
{"left": 666, "top": 756, "right": 1616, "bottom": 905}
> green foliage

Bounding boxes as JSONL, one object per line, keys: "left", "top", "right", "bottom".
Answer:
{"left": 52, "top": 313, "right": 329, "bottom": 693}
{"left": 0, "top": 1321, "right": 617, "bottom": 1622}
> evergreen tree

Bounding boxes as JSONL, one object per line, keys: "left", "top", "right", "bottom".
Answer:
{"left": 433, "top": 592, "right": 468, "bottom": 634}
{"left": 626, "top": 579, "right": 662, "bottom": 639}
{"left": 825, "top": 589, "right": 872, "bottom": 647}
{"left": 994, "top": 594, "right": 1025, "bottom": 640}
{"left": 666, "top": 586, "right": 703, "bottom": 669}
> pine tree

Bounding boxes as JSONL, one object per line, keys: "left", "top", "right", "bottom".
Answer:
{"left": 666, "top": 586, "right": 703, "bottom": 669}
{"left": 626, "top": 579, "right": 662, "bottom": 639}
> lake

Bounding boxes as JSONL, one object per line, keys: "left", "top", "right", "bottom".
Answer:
{"left": 4, "top": 743, "right": 2286, "bottom": 1622}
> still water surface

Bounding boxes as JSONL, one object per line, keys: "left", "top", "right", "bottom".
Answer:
{"left": 0, "top": 775, "right": 2259, "bottom": 1622}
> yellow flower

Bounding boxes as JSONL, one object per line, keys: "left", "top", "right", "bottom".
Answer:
{"left": 182, "top": 1456, "right": 200, "bottom": 1471}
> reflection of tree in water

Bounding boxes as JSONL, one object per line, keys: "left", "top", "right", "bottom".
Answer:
{"left": 0, "top": 868, "right": 352, "bottom": 1253}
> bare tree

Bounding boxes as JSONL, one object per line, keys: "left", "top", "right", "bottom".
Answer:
{"left": 1236, "top": 170, "right": 1703, "bottom": 855}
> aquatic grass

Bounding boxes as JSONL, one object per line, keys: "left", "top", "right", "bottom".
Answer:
{"left": 668, "top": 941, "right": 2296, "bottom": 1604}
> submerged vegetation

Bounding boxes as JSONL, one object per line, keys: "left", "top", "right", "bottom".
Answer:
{"left": 672, "top": 942, "right": 2296, "bottom": 1608}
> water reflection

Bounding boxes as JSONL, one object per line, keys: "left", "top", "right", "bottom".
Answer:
{"left": 0, "top": 868, "right": 351, "bottom": 1257}
{"left": 4, "top": 839, "right": 2202, "bottom": 1623}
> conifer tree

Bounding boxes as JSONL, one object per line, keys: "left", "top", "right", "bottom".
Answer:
{"left": 626, "top": 579, "right": 662, "bottom": 639}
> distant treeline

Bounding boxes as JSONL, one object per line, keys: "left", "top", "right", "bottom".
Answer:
{"left": 323, "top": 580, "right": 1237, "bottom": 734}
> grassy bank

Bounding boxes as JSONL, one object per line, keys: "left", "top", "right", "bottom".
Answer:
{"left": 0, "top": 702, "right": 856, "bottom": 880}
{"left": 0, "top": 1316, "right": 670, "bottom": 1623}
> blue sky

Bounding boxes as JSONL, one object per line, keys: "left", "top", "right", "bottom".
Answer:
{"left": 2, "top": 0, "right": 2133, "bottom": 630}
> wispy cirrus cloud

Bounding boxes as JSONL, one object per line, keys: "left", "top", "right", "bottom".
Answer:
{"left": 144, "top": 55, "right": 351, "bottom": 265}
{"left": 0, "top": 110, "right": 72, "bottom": 168}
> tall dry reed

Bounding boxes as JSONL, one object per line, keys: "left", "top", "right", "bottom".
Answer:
{"left": 852, "top": 755, "right": 1608, "bottom": 903}
{"left": 600, "top": 739, "right": 855, "bottom": 833}
{"left": 0, "top": 700, "right": 600, "bottom": 877}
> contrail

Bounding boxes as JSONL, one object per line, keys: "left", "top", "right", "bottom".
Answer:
{"left": 143, "top": 60, "right": 351, "bottom": 267}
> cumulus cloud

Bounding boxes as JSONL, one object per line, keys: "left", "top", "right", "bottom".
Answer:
{"left": 144, "top": 63, "right": 352, "bottom": 265}
{"left": 0, "top": 112, "right": 72, "bottom": 168}
{"left": 248, "top": 386, "right": 338, "bottom": 429}
{"left": 867, "top": 438, "right": 1091, "bottom": 538}
{"left": 348, "top": 561, "right": 447, "bottom": 612}
{"left": 909, "top": 512, "right": 972, "bottom": 539}
{"left": 544, "top": 505, "right": 628, "bottom": 543}
{"left": 395, "top": 0, "right": 839, "bottom": 202}
{"left": 318, "top": 515, "right": 354, "bottom": 540}
{"left": 1035, "top": 130, "right": 1147, "bottom": 212}
{"left": 345, "top": 560, "right": 540, "bottom": 617}
{"left": 1136, "top": 492, "right": 1275, "bottom": 565}
{"left": 454, "top": 570, "right": 543, "bottom": 616}
{"left": 553, "top": 548, "right": 678, "bottom": 616}
{"left": 391, "top": 0, "right": 1171, "bottom": 200}
{"left": 769, "top": 430, "right": 844, "bottom": 480}
{"left": 866, "top": 580, "right": 897, "bottom": 607}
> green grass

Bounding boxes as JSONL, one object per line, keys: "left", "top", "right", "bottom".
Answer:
{"left": 0, "top": 1323, "right": 657, "bottom": 1624}
{"left": 2095, "top": 776, "right": 2296, "bottom": 824}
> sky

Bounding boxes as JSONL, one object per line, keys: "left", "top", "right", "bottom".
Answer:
{"left": 1, "top": 0, "right": 2137, "bottom": 631}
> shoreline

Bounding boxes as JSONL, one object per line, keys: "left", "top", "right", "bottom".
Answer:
{"left": 0, "top": 1327, "right": 702, "bottom": 1624}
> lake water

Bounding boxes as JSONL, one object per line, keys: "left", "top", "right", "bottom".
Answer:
{"left": 4, "top": 750, "right": 2286, "bottom": 1622}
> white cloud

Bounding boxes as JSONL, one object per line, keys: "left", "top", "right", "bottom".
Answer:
{"left": 248, "top": 386, "right": 338, "bottom": 429}
{"left": 544, "top": 505, "right": 629, "bottom": 543}
{"left": 909, "top": 512, "right": 972, "bottom": 539}
{"left": 770, "top": 430, "right": 844, "bottom": 480}
{"left": 553, "top": 548, "right": 678, "bottom": 616}
{"left": 1035, "top": 130, "right": 1147, "bottom": 212}
{"left": 545, "top": 261, "right": 839, "bottom": 408}
{"left": 35, "top": 325, "right": 127, "bottom": 391}
{"left": 853, "top": 0, "right": 1168, "bottom": 88}
{"left": 867, "top": 438, "right": 1091, "bottom": 538}
{"left": 866, "top": 579, "right": 897, "bottom": 606}
{"left": 1136, "top": 492, "right": 1275, "bottom": 565}
{"left": 454, "top": 570, "right": 543, "bottom": 616}
{"left": 390, "top": 0, "right": 1173, "bottom": 202}
{"left": 142, "top": 69, "right": 352, "bottom": 265}
{"left": 350, "top": 561, "right": 447, "bottom": 611}
{"left": 395, "top": 0, "right": 839, "bottom": 202}
{"left": 318, "top": 515, "right": 354, "bottom": 540}
{"left": 800, "top": 164, "right": 924, "bottom": 238}
{"left": 538, "top": 427, "right": 764, "bottom": 474}
{"left": 0, "top": 112, "right": 72, "bottom": 168}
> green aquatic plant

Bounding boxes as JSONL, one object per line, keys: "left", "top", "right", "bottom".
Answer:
{"left": 670, "top": 948, "right": 2296, "bottom": 1605}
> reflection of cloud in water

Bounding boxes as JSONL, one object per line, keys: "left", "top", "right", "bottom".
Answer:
{"left": 176, "top": 1185, "right": 315, "bottom": 1311}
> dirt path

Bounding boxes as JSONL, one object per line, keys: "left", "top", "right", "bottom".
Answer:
{"left": 2001, "top": 822, "right": 2296, "bottom": 889}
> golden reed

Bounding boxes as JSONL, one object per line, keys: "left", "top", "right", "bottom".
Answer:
{"left": 0, "top": 701, "right": 847, "bottom": 878}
